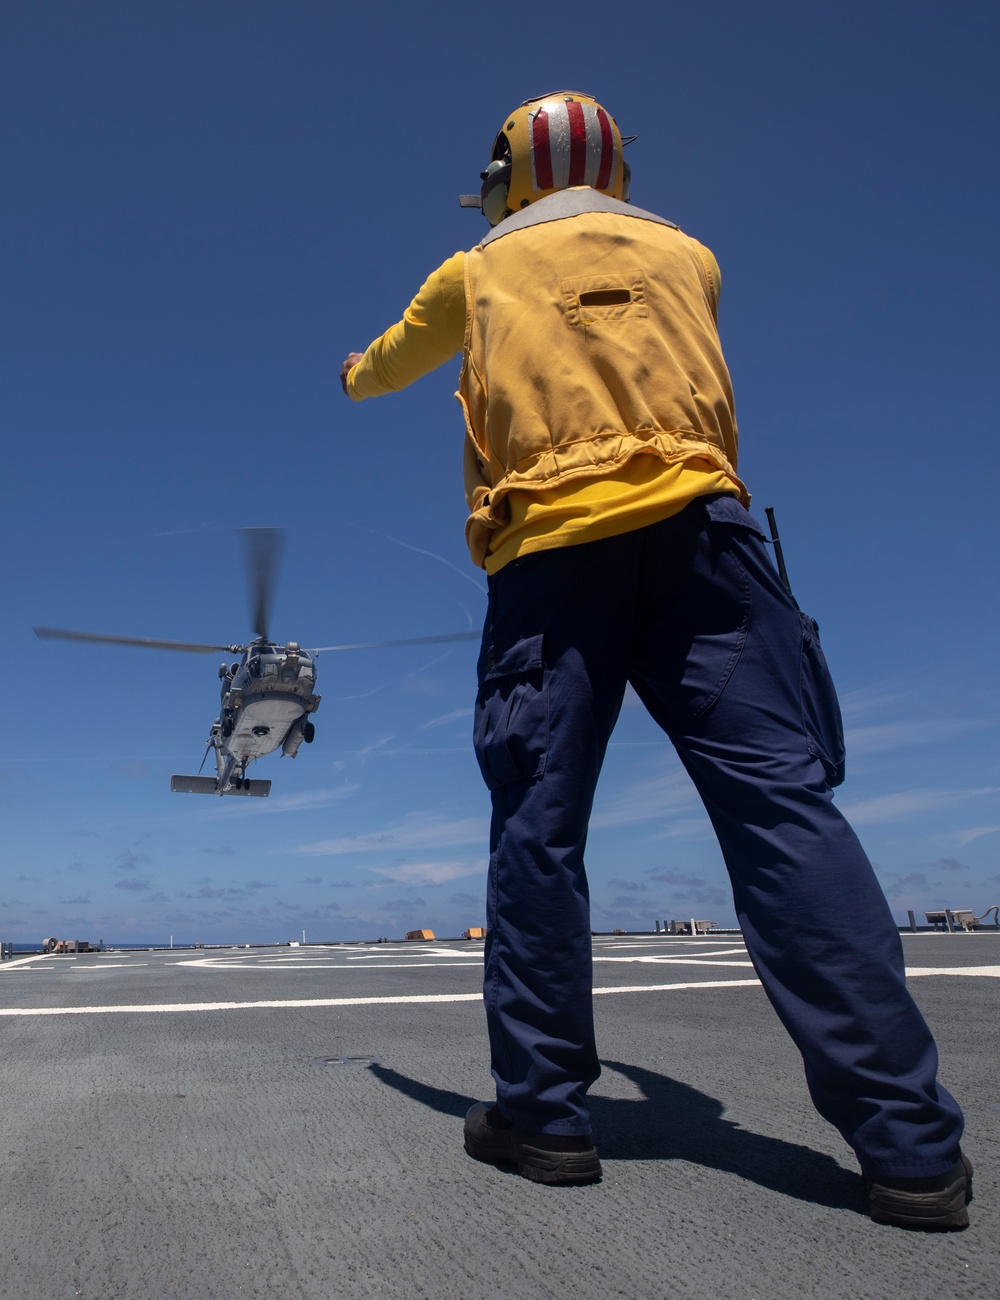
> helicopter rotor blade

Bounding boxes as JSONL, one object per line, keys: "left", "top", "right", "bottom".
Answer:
{"left": 308, "top": 630, "right": 480, "bottom": 654}
{"left": 241, "top": 528, "right": 284, "bottom": 644}
{"left": 33, "top": 627, "right": 242, "bottom": 655}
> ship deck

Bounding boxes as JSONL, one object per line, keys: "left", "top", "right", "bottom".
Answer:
{"left": 2, "top": 931, "right": 997, "bottom": 1298}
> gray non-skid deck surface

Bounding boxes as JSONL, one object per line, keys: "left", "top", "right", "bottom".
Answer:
{"left": 1, "top": 933, "right": 997, "bottom": 1299}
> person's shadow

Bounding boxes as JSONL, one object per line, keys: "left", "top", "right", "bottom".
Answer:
{"left": 369, "top": 1058, "right": 863, "bottom": 1212}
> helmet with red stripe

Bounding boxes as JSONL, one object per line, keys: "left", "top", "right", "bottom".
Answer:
{"left": 479, "top": 91, "right": 632, "bottom": 227}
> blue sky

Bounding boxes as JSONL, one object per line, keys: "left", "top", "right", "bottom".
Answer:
{"left": 2, "top": 1, "right": 997, "bottom": 944}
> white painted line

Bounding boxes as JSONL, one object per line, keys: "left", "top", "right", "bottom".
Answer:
{"left": 0, "top": 994, "right": 483, "bottom": 1016}
{"left": 594, "top": 956, "right": 755, "bottom": 967}
{"left": 907, "top": 966, "right": 1000, "bottom": 978}
{"left": 597, "top": 946, "right": 749, "bottom": 958}
{"left": 4, "top": 966, "right": 997, "bottom": 1018}
{"left": 347, "top": 949, "right": 477, "bottom": 960}
{"left": 72, "top": 964, "right": 149, "bottom": 971}
{"left": 309, "top": 963, "right": 482, "bottom": 970}
{"left": 0, "top": 978, "right": 763, "bottom": 1017}
{"left": 177, "top": 958, "right": 482, "bottom": 971}
{"left": 0, "top": 954, "right": 53, "bottom": 972}
{"left": 594, "top": 979, "right": 761, "bottom": 995}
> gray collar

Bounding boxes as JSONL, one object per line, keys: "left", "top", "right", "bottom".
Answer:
{"left": 481, "top": 188, "right": 677, "bottom": 246}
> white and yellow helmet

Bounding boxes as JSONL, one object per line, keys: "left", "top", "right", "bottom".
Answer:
{"left": 476, "top": 91, "right": 632, "bottom": 227}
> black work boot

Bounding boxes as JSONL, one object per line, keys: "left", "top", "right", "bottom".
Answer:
{"left": 463, "top": 1102, "right": 602, "bottom": 1185}
{"left": 864, "top": 1152, "right": 972, "bottom": 1229}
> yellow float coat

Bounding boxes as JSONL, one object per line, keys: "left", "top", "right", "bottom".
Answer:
{"left": 347, "top": 190, "right": 746, "bottom": 571}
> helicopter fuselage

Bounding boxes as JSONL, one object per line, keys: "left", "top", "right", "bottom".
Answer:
{"left": 208, "top": 641, "right": 321, "bottom": 791}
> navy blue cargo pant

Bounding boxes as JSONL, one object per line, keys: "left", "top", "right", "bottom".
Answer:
{"left": 473, "top": 493, "right": 963, "bottom": 1177}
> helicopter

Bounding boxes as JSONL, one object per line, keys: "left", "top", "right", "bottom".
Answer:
{"left": 33, "top": 529, "right": 478, "bottom": 799}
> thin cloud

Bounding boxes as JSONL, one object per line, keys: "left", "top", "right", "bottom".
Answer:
{"left": 840, "top": 787, "right": 1000, "bottom": 826}
{"left": 325, "top": 744, "right": 471, "bottom": 758}
{"left": 296, "top": 813, "right": 485, "bottom": 857}
{"left": 369, "top": 860, "right": 485, "bottom": 886}
{"left": 649, "top": 868, "right": 706, "bottom": 889}
{"left": 399, "top": 655, "right": 462, "bottom": 693}
{"left": 358, "top": 735, "right": 396, "bottom": 761}
{"left": 257, "top": 783, "right": 361, "bottom": 814}
{"left": 652, "top": 817, "right": 715, "bottom": 842}
{"left": 417, "top": 707, "right": 474, "bottom": 732}
{"left": 335, "top": 684, "right": 389, "bottom": 702}
{"left": 957, "top": 825, "right": 1000, "bottom": 846}
{"left": 449, "top": 890, "right": 482, "bottom": 911}
{"left": 177, "top": 880, "right": 277, "bottom": 900}
{"left": 348, "top": 523, "right": 487, "bottom": 596}
{"left": 845, "top": 718, "right": 995, "bottom": 757}
{"left": 884, "top": 872, "right": 929, "bottom": 892}
{"left": 591, "top": 769, "right": 699, "bottom": 830}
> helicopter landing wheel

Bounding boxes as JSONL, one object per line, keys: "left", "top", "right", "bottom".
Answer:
{"left": 222, "top": 718, "right": 233, "bottom": 738}
{"left": 303, "top": 722, "right": 315, "bottom": 744}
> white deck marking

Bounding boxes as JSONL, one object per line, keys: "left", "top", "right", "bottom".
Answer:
{"left": 597, "top": 946, "right": 749, "bottom": 958}
{"left": 594, "top": 956, "right": 755, "bottom": 967}
{"left": 594, "top": 980, "right": 760, "bottom": 995}
{"left": 71, "top": 964, "right": 149, "bottom": 971}
{"left": 907, "top": 966, "right": 1000, "bottom": 977}
{"left": 348, "top": 948, "right": 478, "bottom": 959}
{"left": 0, "top": 954, "right": 54, "bottom": 971}
{"left": 2, "top": 959, "right": 996, "bottom": 1018}
{"left": 0, "top": 979, "right": 763, "bottom": 1016}
{"left": 177, "top": 958, "right": 482, "bottom": 971}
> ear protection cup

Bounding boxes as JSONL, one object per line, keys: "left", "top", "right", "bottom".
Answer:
{"left": 480, "top": 159, "right": 512, "bottom": 227}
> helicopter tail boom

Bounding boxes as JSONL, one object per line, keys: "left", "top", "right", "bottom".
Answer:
{"left": 170, "top": 774, "right": 271, "bottom": 798}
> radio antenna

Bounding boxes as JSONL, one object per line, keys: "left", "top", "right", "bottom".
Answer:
{"left": 764, "top": 507, "right": 799, "bottom": 610}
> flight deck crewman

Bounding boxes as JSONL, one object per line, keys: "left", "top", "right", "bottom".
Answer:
{"left": 340, "top": 91, "right": 970, "bottom": 1229}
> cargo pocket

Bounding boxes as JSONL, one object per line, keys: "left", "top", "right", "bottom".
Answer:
{"left": 473, "top": 633, "right": 548, "bottom": 790}
{"left": 799, "top": 613, "right": 846, "bottom": 788}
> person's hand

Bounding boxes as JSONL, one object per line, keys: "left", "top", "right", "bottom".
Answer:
{"left": 340, "top": 352, "right": 365, "bottom": 395}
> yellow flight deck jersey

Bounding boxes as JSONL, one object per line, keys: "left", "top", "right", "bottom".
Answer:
{"left": 346, "top": 189, "right": 746, "bottom": 573}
